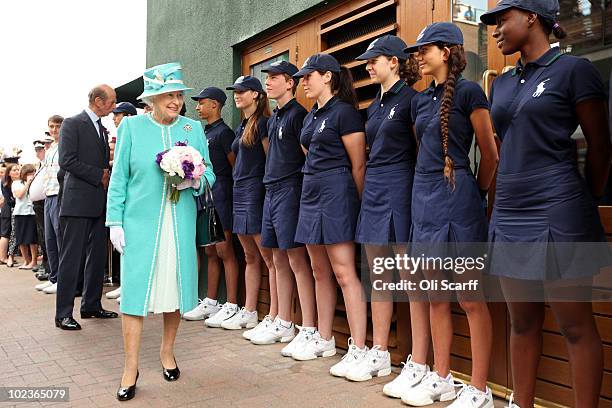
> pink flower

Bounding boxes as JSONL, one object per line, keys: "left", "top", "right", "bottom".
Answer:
{"left": 192, "top": 164, "right": 205, "bottom": 178}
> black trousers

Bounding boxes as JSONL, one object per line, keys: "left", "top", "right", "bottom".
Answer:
{"left": 55, "top": 215, "right": 106, "bottom": 319}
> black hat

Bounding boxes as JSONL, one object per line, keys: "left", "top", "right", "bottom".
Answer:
{"left": 226, "top": 76, "right": 265, "bottom": 94}
{"left": 480, "top": 0, "right": 559, "bottom": 25}
{"left": 293, "top": 54, "right": 341, "bottom": 78}
{"left": 404, "top": 22, "right": 464, "bottom": 54}
{"left": 261, "top": 60, "right": 299, "bottom": 77}
{"left": 191, "top": 87, "right": 227, "bottom": 105}
{"left": 112, "top": 102, "right": 138, "bottom": 116}
{"left": 357, "top": 35, "right": 410, "bottom": 61}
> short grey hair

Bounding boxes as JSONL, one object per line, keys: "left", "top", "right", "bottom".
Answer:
{"left": 88, "top": 86, "right": 109, "bottom": 104}
{"left": 141, "top": 96, "right": 154, "bottom": 107}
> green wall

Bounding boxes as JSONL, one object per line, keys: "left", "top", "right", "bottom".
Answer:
{"left": 147, "top": 0, "right": 327, "bottom": 127}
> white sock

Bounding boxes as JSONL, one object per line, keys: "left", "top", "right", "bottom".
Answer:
{"left": 226, "top": 302, "right": 237, "bottom": 308}
{"left": 302, "top": 326, "right": 316, "bottom": 333}
{"left": 278, "top": 318, "right": 292, "bottom": 328}
{"left": 204, "top": 297, "right": 217, "bottom": 305}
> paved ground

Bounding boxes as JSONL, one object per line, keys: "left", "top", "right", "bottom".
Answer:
{"left": 0, "top": 262, "right": 506, "bottom": 407}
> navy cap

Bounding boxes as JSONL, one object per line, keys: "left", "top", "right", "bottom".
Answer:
{"left": 481, "top": 0, "right": 559, "bottom": 25}
{"left": 293, "top": 54, "right": 341, "bottom": 78}
{"left": 112, "top": 102, "right": 138, "bottom": 116}
{"left": 226, "top": 75, "right": 265, "bottom": 94}
{"left": 261, "top": 60, "right": 299, "bottom": 77}
{"left": 403, "top": 22, "right": 464, "bottom": 54}
{"left": 356, "top": 35, "right": 409, "bottom": 61}
{"left": 191, "top": 87, "right": 227, "bottom": 105}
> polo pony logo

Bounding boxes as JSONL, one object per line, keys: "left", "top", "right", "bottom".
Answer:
{"left": 278, "top": 126, "right": 283, "bottom": 140}
{"left": 318, "top": 119, "right": 326, "bottom": 133}
{"left": 533, "top": 79, "right": 550, "bottom": 98}
{"left": 388, "top": 105, "right": 398, "bottom": 120}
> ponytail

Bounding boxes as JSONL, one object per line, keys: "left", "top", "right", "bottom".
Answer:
{"left": 541, "top": 17, "right": 567, "bottom": 39}
{"left": 398, "top": 55, "right": 422, "bottom": 86}
{"left": 438, "top": 44, "right": 467, "bottom": 190}
{"left": 328, "top": 67, "right": 358, "bottom": 108}
{"left": 241, "top": 93, "right": 271, "bottom": 147}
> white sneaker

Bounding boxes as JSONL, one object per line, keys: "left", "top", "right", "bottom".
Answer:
{"left": 116, "top": 296, "right": 121, "bottom": 304}
{"left": 221, "top": 307, "right": 258, "bottom": 330}
{"left": 251, "top": 317, "right": 295, "bottom": 345}
{"left": 447, "top": 385, "right": 494, "bottom": 408}
{"left": 291, "top": 331, "right": 336, "bottom": 361}
{"left": 43, "top": 283, "right": 57, "bottom": 294}
{"left": 329, "top": 338, "right": 368, "bottom": 377}
{"left": 383, "top": 354, "right": 430, "bottom": 398}
{"left": 205, "top": 302, "right": 238, "bottom": 328}
{"left": 243, "top": 315, "right": 274, "bottom": 340}
{"left": 281, "top": 325, "right": 314, "bottom": 357}
{"left": 401, "top": 371, "right": 457, "bottom": 406}
{"left": 506, "top": 393, "right": 520, "bottom": 408}
{"left": 183, "top": 298, "right": 220, "bottom": 321}
{"left": 35, "top": 281, "right": 52, "bottom": 291}
{"left": 345, "top": 345, "right": 392, "bottom": 381}
{"left": 105, "top": 287, "right": 121, "bottom": 299}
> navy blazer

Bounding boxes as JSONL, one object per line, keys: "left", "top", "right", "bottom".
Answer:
{"left": 58, "top": 110, "right": 110, "bottom": 217}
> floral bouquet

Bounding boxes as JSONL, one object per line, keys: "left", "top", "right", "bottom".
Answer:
{"left": 156, "top": 141, "right": 205, "bottom": 203}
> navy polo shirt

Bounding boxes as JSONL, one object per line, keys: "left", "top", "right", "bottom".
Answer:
{"left": 231, "top": 116, "right": 268, "bottom": 181}
{"left": 300, "top": 96, "right": 365, "bottom": 174}
{"left": 490, "top": 47, "right": 606, "bottom": 175}
{"left": 366, "top": 80, "right": 418, "bottom": 167}
{"left": 411, "top": 78, "right": 489, "bottom": 174}
{"left": 204, "top": 119, "right": 235, "bottom": 178}
{"left": 264, "top": 98, "right": 308, "bottom": 184}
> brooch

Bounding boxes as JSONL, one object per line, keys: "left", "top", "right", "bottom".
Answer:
{"left": 183, "top": 124, "right": 192, "bottom": 132}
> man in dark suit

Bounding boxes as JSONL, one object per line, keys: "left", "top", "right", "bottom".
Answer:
{"left": 55, "top": 84, "right": 119, "bottom": 330}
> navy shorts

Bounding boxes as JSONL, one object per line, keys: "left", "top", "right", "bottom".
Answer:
{"left": 489, "top": 162, "right": 609, "bottom": 280}
{"left": 356, "top": 163, "right": 414, "bottom": 245}
{"left": 295, "top": 167, "right": 360, "bottom": 245}
{"left": 261, "top": 177, "right": 304, "bottom": 250}
{"left": 232, "top": 177, "right": 265, "bottom": 235}
{"left": 211, "top": 177, "right": 233, "bottom": 232}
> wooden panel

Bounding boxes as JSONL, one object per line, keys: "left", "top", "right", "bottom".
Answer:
{"left": 319, "top": 0, "right": 397, "bottom": 35}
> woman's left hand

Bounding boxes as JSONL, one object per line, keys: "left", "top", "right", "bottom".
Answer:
{"left": 176, "top": 179, "right": 200, "bottom": 191}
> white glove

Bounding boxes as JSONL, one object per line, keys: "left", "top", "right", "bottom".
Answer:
{"left": 176, "top": 179, "right": 200, "bottom": 191}
{"left": 110, "top": 226, "right": 126, "bottom": 254}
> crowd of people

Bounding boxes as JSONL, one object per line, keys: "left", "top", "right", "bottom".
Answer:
{"left": 1, "top": 1, "right": 610, "bottom": 407}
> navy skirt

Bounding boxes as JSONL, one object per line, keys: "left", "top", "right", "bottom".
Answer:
{"left": 410, "top": 169, "right": 487, "bottom": 244}
{"left": 356, "top": 162, "right": 414, "bottom": 245}
{"left": 489, "top": 162, "right": 609, "bottom": 280}
{"left": 262, "top": 176, "right": 304, "bottom": 250}
{"left": 232, "top": 177, "right": 265, "bottom": 235}
{"left": 15, "top": 215, "right": 37, "bottom": 245}
{"left": 295, "top": 167, "right": 360, "bottom": 245}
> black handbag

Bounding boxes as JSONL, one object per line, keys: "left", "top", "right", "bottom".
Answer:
{"left": 196, "top": 179, "right": 226, "bottom": 247}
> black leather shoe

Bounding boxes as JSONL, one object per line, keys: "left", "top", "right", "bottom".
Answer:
{"left": 116, "top": 370, "right": 139, "bottom": 401}
{"left": 81, "top": 309, "right": 119, "bottom": 319}
{"left": 36, "top": 272, "right": 49, "bottom": 281}
{"left": 162, "top": 358, "right": 180, "bottom": 381}
{"left": 55, "top": 317, "right": 82, "bottom": 330}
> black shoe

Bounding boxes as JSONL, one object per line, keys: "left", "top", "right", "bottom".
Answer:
{"left": 55, "top": 317, "right": 82, "bottom": 330}
{"left": 80, "top": 309, "right": 118, "bottom": 319}
{"left": 162, "top": 358, "right": 180, "bottom": 382}
{"left": 32, "top": 265, "right": 40, "bottom": 272}
{"left": 36, "top": 272, "right": 49, "bottom": 281}
{"left": 116, "top": 370, "right": 139, "bottom": 401}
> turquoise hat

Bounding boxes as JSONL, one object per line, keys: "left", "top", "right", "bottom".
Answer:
{"left": 137, "top": 62, "right": 193, "bottom": 100}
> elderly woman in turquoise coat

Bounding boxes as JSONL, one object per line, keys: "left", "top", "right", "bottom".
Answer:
{"left": 106, "top": 62, "right": 215, "bottom": 401}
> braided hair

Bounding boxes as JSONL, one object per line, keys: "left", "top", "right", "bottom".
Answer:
{"left": 438, "top": 43, "right": 467, "bottom": 189}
